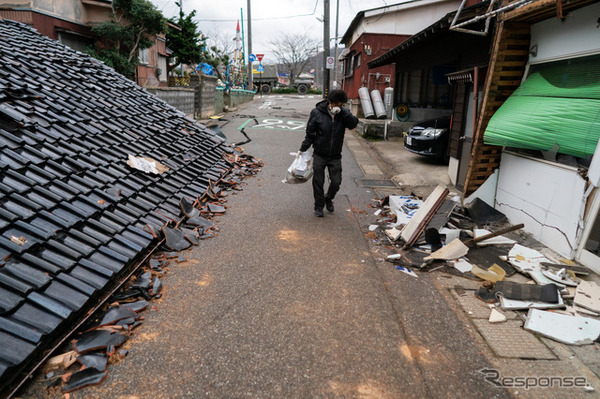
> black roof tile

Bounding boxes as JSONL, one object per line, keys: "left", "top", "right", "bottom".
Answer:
{"left": 3, "top": 259, "right": 53, "bottom": 288}
{"left": 70, "top": 266, "right": 109, "bottom": 288}
{"left": 35, "top": 247, "right": 76, "bottom": 271}
{"left": 87, "top": 251, "right": 126, "bottom": 273}
{"left": 0, "top": 286, "right": 24, "bottom": 314}
{"left": 0, "top": 271, "right": 34, "bottom": 295}
{"left": 79, "top": 258, "right": 115, "bottom": 277}
{"left": 10, "top": 192, "right": 44, "bottom": 212}
{"left": 0, "top": 236, "right": 28, "bottom": 254}
{"left": 68, "top": 228, "right": 102, "bottom": 249}
{"left": 0, "top": 330, "right": 36, "bottom": 366}
{"left": 27, "top": 292, "right": 72, "bottom": 319}
{"left": 0, "top": 317, "right": 43, "bottom": 344}
{"left": 43, "top": 281, "right": 88, "bottom": 310}
{"left": 10, "top": 303, "right": 62, "bottom": 334}
{"left": 55, "top": 272, "right": 96, "bottom": 297}
{"left": 85, "top": 217, "right": 117, "bottom": 236}
{"left": 47, "top": 180, "right": 77, "bottom": 201}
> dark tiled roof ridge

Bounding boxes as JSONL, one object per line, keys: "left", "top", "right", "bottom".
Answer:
{"left": 0, "top": 18, "right": 233, "bottom": 393}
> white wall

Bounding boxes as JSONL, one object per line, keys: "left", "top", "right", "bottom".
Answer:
{"left": 349, "top": 0, "right": 461, "bottom": 45}
{"left": 530, "top": 2, "right": 600, "bottom": 63}
{"left": 495, "top": 152, "right": 586, "bottom": 258}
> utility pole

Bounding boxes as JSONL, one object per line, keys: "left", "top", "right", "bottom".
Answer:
{"left": 333, "top": 0, "right": 339, "bottom": 89}
{"left": 179, "top": 0, "right": 183, "bottom": 77}
{"left": 323, "top": 0, "right": 330, "bottom": 98}
{"left": 247, "top": 0, "right": 253, "bottom": 90}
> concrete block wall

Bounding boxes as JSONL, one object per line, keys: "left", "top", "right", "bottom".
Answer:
{"left": 146, "top": 87, "right": 195, "bottom": 118}
{"left": 215, "top": 89, "right": 224, "bottom": 114}
{"left": 225, "top": 89, "right": 254, "bottom": 108}
{"left": 190, "top": 74, "right": 219, "bottom": 118}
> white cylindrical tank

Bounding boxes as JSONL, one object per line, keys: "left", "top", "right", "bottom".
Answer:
{"left": 358, "top": 87, "right": 375, "bottom": 119}
{"left": 370, "top": 89, "right": 386, "bottom": 119}
{"left": 383, "top": 87, "right": 394, "bottom": 119}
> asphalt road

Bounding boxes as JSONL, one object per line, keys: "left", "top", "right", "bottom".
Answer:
{"left": 23, "top": 95, "right": 510, "bottom": 398}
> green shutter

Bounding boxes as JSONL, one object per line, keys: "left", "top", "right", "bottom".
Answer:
{"left": 484, "top": 54, "right": 600, "bottom": 157}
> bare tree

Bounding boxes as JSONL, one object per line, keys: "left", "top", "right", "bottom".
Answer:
{"left": 269, "top": 33, "right": 319, "bottom": 85}
{"left": 206, "top": 30, "right": 236, "bottom": 59}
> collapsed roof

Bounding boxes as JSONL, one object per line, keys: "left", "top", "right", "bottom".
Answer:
{"left": 0, "top": 19, "right": 233, "bottom": 393}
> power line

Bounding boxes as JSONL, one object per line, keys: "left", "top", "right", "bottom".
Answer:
{"left": 195, "top": 0, "right": 319, "bottom": 22}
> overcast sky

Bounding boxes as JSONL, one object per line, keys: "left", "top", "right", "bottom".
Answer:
{"left": 149, "top": 0, "right": 391, "bottom": 64}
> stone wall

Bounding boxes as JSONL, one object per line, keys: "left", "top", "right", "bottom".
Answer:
{"left": 146, "top": 87, "right": 195, "bottom": 118}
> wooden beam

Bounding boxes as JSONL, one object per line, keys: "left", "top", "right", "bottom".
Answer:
{"left": 501, "top": 0, "right": 556, "bottom": 21}
{"left": 463, "top": 21, "right": 531, "bottom": 196}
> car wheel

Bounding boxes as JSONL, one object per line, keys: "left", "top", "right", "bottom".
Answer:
{"left": 297, "top": 84, "right": 308, "bottom": 95}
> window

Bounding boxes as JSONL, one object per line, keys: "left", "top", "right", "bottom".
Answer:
{"left": 139, "top": 48, "right": 150, "bottom": 65}
{"left": 345, "top": 53, "right": 354, "bottom": 77}
{"left": 355, "top": 53, "right": 361, "bottom": 69}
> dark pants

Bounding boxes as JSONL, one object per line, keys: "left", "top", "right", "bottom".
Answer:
{"left": 312, "top": 153, "right": 342, "bottom": 210}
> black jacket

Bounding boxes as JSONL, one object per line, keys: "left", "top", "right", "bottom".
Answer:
{"left": 299, "top": 100, "right": 358, "bottom": 158}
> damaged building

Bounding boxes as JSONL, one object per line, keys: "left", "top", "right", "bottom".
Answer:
{"left": 370, "top": 0, "right": 600, "bottom": 270}
{"left": 0, "top": 18, "right": 237, "bottom": 394}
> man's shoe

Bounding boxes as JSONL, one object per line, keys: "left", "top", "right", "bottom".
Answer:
{"left": 314, "top": 209, "right": 324, "bottom": 217}
{"left": 325, "top": 199, "right": 334, "bottom": 213}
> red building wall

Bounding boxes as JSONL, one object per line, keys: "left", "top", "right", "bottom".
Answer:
{"left": 341, "top": 33, "right": 410, "bottom": 100}
{"left": 0, "top": 10, "right": 91, "bottom": 39}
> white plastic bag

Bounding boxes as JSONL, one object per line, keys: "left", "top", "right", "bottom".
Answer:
{"left": 283, "top": 151, "right": 313, "bottom": 184}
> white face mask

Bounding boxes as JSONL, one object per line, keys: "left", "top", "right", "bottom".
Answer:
{"left": 330, "top": 106, "right": 341, "bottom": 115}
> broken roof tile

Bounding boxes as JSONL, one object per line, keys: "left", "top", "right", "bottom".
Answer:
{"left": 0, "top": 19, "right": 235, "bottom": 389}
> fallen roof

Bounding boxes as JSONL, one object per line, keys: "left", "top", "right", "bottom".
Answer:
{"left": 0, "top": 19, "right": 232, "bottom": 393}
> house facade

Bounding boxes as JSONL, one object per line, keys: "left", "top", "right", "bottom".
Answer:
{"left": 340, "top": 0, "right": 463, "bottom": 115}
{"left": 0, "top": 0, "right": 169, "bottom": 87}
{"left": 368, "top": 1, "right": 492, "bottom": 150}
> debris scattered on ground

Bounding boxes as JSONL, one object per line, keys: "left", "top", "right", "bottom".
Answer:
{"left": 424, "top": 238, "right": 469, "bottom": 261}
{"left": 395, "top": 266, "right": 418, "bottom": 278}
{"left": 471, "top": 264, "right": 506, "bottom": 283}
{"left": 369, "top": 186, "right": 600, "bottom": 346}
{"left": 524, "top": 309, "right": 600, "bottom": 345}
{"left": 488, "top": 308, "right": 507, "bottom": 323}
{"left": 574, "top": 281, "right": 600, "bottom": 314}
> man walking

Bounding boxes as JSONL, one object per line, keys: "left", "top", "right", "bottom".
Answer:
{"left": 299, "top": 90, "right": 358, "bottom": 217}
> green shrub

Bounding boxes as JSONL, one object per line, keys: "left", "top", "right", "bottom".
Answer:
{"left": 272, "top": 87, "right": 297, "bottom": 94}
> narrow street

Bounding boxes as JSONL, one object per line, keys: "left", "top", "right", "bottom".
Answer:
{"left": 25, "top": 95, "right": 508, "bottom": 398}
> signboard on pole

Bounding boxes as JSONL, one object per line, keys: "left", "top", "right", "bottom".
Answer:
{"left": 248, "top": 53, "right": 257, "bottom": 62}
{"left": 326, "top": 56, "right": 334, "bottom": 69}
{"left": 257, "top": 63, "right": 265, "bottom": 72}
{"left": 256, "top": 53, "right": 265, "bottom": 62}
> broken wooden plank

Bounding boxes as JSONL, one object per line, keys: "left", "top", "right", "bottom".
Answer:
{"left": 464, "top": 223, "right": 524, "bottom": 246}
{"left": 401, "top": 185, "right": 449, "bottom": 248}
{"left": 426, "top": 199, "right": 457, "bottom": 231}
